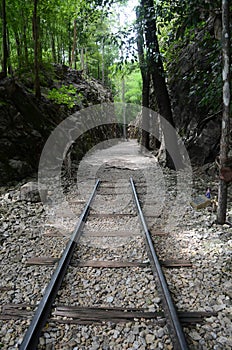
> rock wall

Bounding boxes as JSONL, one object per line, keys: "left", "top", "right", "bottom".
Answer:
{"left": 0, "top": 65, "right": 113, "bottom": 185}
{"left": 167, "top": 17, "right": 222, "bottom": 165}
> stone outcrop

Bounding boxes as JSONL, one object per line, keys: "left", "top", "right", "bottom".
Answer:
{"left": 0, "top": 65, "right": 113, "bottom": 185}
{"left": 167, "top": 17, "right": 222, "bottom": 165}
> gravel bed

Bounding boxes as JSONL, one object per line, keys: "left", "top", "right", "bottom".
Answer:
{"left": 74, "top": 239, "right": 146, "bottom": 261}
{"left": 148, "top": 166, "right": 232, "bottom": 350}
{"left": 0, "top": 140, "right": 231, "bottom": 349}
{"left": 90, "top": 196, "right": 136, "bottom": 215}
{"left": 56, "top": 266, "right": 160, "bottom": 309}
{"left": 37, "top": 321, "right": 172, "bottom": 350}
{"left": 84, "top": 216, "right": 140, "bottom": 233}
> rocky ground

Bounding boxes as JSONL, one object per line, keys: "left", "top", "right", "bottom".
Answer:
{"left": 0, "top": 140, "right": 231, "bottom": 349}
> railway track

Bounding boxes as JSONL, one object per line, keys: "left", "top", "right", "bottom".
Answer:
{"left": 1, "top": 176, "right": 216, "bottom": 349}
{"left": 16, "top": 177, "right": 186, "bottom": 349}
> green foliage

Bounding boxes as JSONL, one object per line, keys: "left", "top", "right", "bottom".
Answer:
{"left": 0, "top": 0, "right": 121, "bottom": 87}
{"left": 155, "top": 0, "right": 221, "bottom": 36}
{"left": 48, "top": 85, "right": 79, "bottom": 108}
{"left": 2, "top": 0, "right": 230, "bottom": 117}
{"left": 156, "top": 0, "right": 228, "bottom": 121}
{"left": 110, "top": 61, "right": 142, "bottom": 104}
{"left": 124, "top": 69, "right": 142, "bottom": 104}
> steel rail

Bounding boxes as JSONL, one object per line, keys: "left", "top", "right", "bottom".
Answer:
{"left": 130, "top": 178, "right": 189, "bottom": 350}
{"left": 20, "top": 179, "right": 100, "bottom": 350}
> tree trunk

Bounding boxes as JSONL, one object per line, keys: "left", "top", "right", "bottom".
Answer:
{"left": 217, "top": 0, "right": 230, "bottom": 224}
{"left": 80, "top": 47, "right": 86, "bottom": 73}
{"left": 62, "top": 44, "right": 65, "bottom": 65}
{"left": 102, "top": 38, "right": 105, "bottom": 84}
{"left": 121, "top": 75, "right": 127, "bottom": 140}
{"left": 97, "top": 59, "right": 100, "bottom": 79}
{"left": 14, "top": 30, "right": 22, "bottom": 70}
{"left": 136, "top": 5, "right": 150, "bottom": 150}
{"left": 51, "top": 34, "right": 57, "bottom": 63}
{"left": 6, "top": 27, "right": 12, "bottom": 75}
{"left": 140, "top": 0, "right": 183, "bottom": 169}
{"left": 20, "top": 6, "right": 29, "bottom": 67}
{"left": 23, "top": 23, "right": 29, "bottom": 66}
{"left": 57, "top": 38, "right": 61, "bottom": 63}
{"left": 33, "top": 0, "right": 41, "bottom": 99}
{"left": 68, "top": 20, "right": 72, "bottom": 66}
{"left": 71, "top": 19, "right": 77, "bottom": 68}
{"left": 85, "top": 48, "right": 88, "bottom": 74}
{"left": 2, "top": 0, "right": 8, "bottom": 78}
{"left": 38, "top": 16, "right": 42, "bottom": 63}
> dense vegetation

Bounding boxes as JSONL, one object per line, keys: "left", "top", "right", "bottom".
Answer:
{"left": 1, "top": 1, "right": 230, "bottom": 113}
{"left": 0, "top": 0, "right": 121, "bottom": 89}
{"left": 0, "top": 0, "right": 231, "bottom": 223}
{"left": 159, "top": 0, "right": 225, "bottom": 123}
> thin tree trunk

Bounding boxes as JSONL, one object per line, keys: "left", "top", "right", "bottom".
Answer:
{"left": 6, "top": 27, "right": 12, "bottom": 75}
{"left": 97, "top": 59, "right": 100, "bottom": 79}
{"left": 85, "top": 48, "right": 88, "bottom": 74}
{"left": 38, "top": 16, "right": 42, "bottom": 63}
{"left": 81, "top": 48, "right": 84, "bottom": 70}
{"left": 23, "top": 23, "right": 29, "bottom": 66}
{"left": 68, "top": 20, "right": 72, "bottom": 66}
{"left": 217, "top": 0, "right": 230, "bottom": 224}
{"left": 14, "top": 30, "right": 22, "bottom": 69}
{"left": 102, "top": 38, "right": 105, "bottom": 84}
{"left": 33, "top": 0, "right": 41, "bottom": 98}
{"left": 121, "top": 76, "right": 127, "bottom": 140}
{"left": 136, "top": 5, "right": 150, "bottom": 150}
{"left": 140, "top": 0, "right": 183, "bottom": 169}
{"left": 61, "top": 40, "right": 65, "bottom": 65}
{"left": 71, "top": 19, "right": 77, "bottom": 68}
{"left": 57, "top": 39, "right": 61, "bottom": 63}
{"left": 51, "top": 34, "right": 57, "bottom": 63}
{"left": 2, "top": 0, "right": 8, "bottom": 77}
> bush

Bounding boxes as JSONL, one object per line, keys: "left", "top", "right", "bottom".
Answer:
{"left": 48, "top": 85, "right": 78, "bottom": 108}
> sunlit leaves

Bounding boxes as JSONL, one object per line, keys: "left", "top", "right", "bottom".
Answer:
{"left": 47, "top": 84, "right": 79, "bottom": 108}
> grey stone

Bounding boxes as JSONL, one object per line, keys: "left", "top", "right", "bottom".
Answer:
{"left": 106, "top": 296, "right": 114, "bottom": 303}
{"left": 145, "top": 334, "right": 155, "bottom": 344}
{"left": 213, "top": 304, "right": 227, "bottom": 312}
{"left": 20, "top": 181, "right": 47, "bottom": 202}
{"left": 157, "top": 328, "right": 164, "bottom": 338}
{"left": 189, "top": 330, "right": 202, "bottom": 341}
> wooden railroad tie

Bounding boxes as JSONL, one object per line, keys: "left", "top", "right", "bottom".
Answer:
{"left": 149, "top": 230, "right": 169, "bottom": 236}
{"left": 52, "top": 306, "right": 217, "bottom": 325}
{"left": 25, "top": 257, "right": 192, "bottom": 268}
{"left": 42, "top": 229, "right": 67, "bottom": 237}
{"left": 0, "top": 303, "right": 217, "bottom": 326}
{"left": 89, "top": 213, "right": 136, "bottom": 218}
{"left": 82, "top": 230, "right": 142, "bottom": 237}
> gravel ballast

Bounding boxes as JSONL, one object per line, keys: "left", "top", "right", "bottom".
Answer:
{"left": 0, "top": 140, "right": 231, "bottom": 349}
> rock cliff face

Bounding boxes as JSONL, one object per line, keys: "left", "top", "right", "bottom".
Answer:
{"left": 167, "top": 17, "right": 222, "bottom": 165}
{"left": 0, "top": 65, "right": 113, "bottom": 185}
